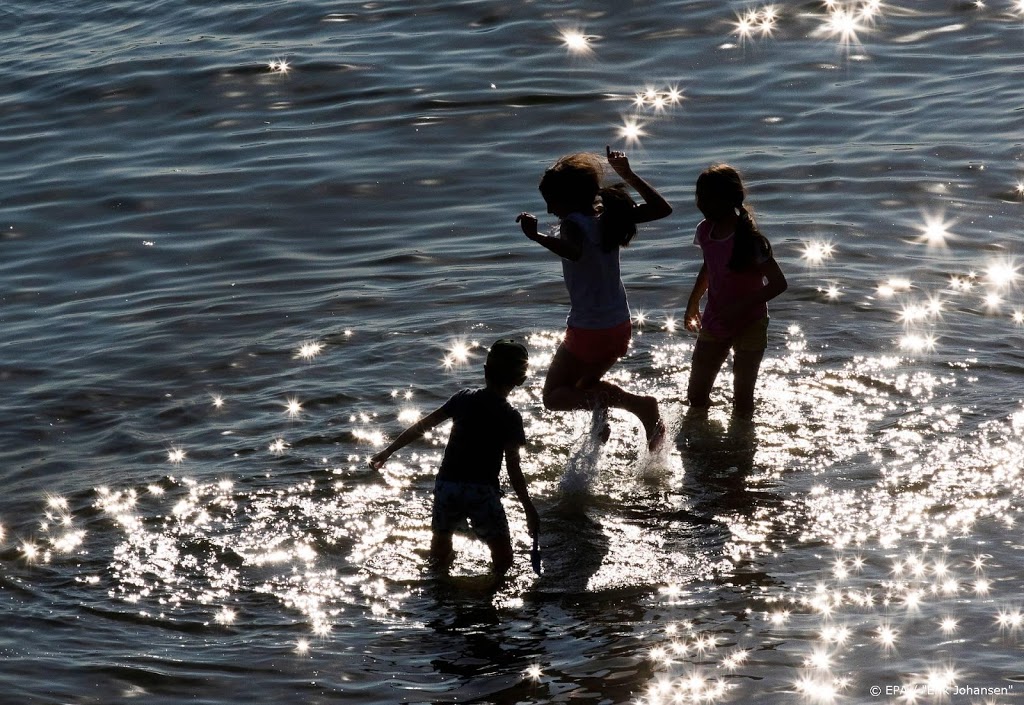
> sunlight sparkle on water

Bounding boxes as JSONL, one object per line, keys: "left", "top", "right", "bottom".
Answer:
{"left": 296, "top": 341, "right": 323, "bottom": 360}
{"left": 618, "top": 117, "right": 645, "bottom": 145}
{"left": 560, "top": 29, "right": 595, "bottom": 55}
{"left": 167, "top": 447, "right": 186, "bottom": 464}
{"left": 919, "top": 214, "right": 953, "bottom": 247}
{"left": 285, "top": 398, "right": 302, "bottom": 418}
{"left": 877, "top": 277, "right": 912, "bottom": 298}
{"left": 443, "top": 339, "right": 474, "bottom": 369}
{"left": 984, "top": 259, "right": 1018, "bottom": 289}
{"left": 397, "top": 408, "right": 421, "bottom": 424}
{"left": 819, "top": 5, "right": 867, "bottom": 47}
{"left": 631, "top": 86, "right": 683, "bottom": 112}
{"left": 801, "top": 240, "right": 834, "bottom": 264}
{"left": 734, "top": 5, "right": 779, "bottom": 40}
{"left": 817, "top": 283, "right": 842, "bottom": 300}
{"left": 268, "top": 58, "right": 290, "bottom": 74}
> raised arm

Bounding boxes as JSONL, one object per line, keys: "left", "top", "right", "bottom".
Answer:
{"left": 504, "top": 444, "right": 539, "bottom": 538}
{"left": 369, "top": 406, "right": 450, "bottom": 470}
{"left": 606, "top": 146, "right": 673, "bottom": 224}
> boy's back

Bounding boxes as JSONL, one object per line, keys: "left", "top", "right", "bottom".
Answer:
{"left": 437, "top": 387, "right": 526, "bottom": 487}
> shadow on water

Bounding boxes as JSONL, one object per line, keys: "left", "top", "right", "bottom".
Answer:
{"left": 672, "top": 408, "right": 789, "bottom": 590}
{"left": 677, "top": 409, "right": 762, "bottom": 518}
{"left": 532, "top": 497, "right": 610, "bottom": 599}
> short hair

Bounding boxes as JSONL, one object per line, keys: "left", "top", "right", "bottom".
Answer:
{"left": 484, "top": 339, "right": 529, "bottom": 386}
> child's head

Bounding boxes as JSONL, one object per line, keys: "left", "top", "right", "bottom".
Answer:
{"left": 695, "top": 164, "right": 745, "bottom": 220}
{"left": 539, "top": 152, "right": 637, "bottom": 251}
{"left": 484, "top": 339, "right": 529, "bottom": 388}
{"left": 539, "top": 152, "right": 603, "bottom": 217}
{"left": 696, "top": 164, "right": 771, "bottom": 270}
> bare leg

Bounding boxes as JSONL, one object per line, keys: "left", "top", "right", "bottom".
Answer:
{"left": 542, "top": 344, "right": 663, "bottom": 447}
{"left": 487, "top": 537, "right": 514, "bottom": 579}
{"left": 731, "top": 348, "right": 765, "bottom": 420}
{"left": 429, "top": 532, "right": 454, "bottom": 573}
{"left": 686, "top": 339, "right": 731, "bottom": 408}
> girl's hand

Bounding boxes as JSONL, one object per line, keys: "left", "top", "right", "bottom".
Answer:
{"left": 516, "top": 212, "right": 540, "bottom": 240}
{"left": 685, "top": 302, "right": 702, "bottom": 332}
{"left": 606, "top": 145, "right": 634, "bottom": 179}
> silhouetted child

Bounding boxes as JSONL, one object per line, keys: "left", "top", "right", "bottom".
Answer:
{"left": 517, "top": 146, "right": 672, "bottom": 449}
{"left": 369, "top": 339, "right": 539, "bottom": 580}
{"left": 684, "top": 164, "right": 788, "bottom": 419}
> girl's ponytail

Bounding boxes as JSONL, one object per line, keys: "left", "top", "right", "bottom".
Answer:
{"left": 728, "top": 205, "right": 771, "bottom": 271}
{"left": 598, "top": 184, "right": 638, "bottom": 252}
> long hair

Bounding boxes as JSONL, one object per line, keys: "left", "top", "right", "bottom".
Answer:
{"left": 539, "top": 152, "right": 636, "bottom": 253}
{"left": 598, "top": 183, "right": 637, "bottom": 251}
{"left": 696, "top": 164, "right": 771, "bottom": 271}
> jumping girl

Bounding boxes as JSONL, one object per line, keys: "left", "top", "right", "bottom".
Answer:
{"left": 517, "top": 147, "right": 672, "bottom": 449}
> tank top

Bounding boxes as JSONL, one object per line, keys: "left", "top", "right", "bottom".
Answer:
{"left": 560, "top": 212, "right": 630, "bottom": 329}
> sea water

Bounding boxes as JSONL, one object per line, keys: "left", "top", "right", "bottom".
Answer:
{"left": 2, "top": 1, "right": 1024, "bottom": 703}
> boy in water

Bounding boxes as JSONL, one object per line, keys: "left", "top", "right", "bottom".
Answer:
{"left": 369, "top": 339, "right": 539, "bottom": 581}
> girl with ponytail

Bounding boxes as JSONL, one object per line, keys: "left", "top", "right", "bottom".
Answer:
{"left": 517, "top": 147, "right": 672, "bottom": 449}
{"left": 684, "top": 164, "right": 788, "bottom": 419}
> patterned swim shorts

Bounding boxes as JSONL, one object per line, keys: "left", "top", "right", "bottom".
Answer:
{"left": 432, "top": 479, "right": 510, "bottom": 543}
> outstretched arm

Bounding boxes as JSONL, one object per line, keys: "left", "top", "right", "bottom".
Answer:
{"left": 606, "top": 146, "right": 673, "bottom": 223}
{"left": 685, "top": 262, "right": 709, "bottom": 332}
{"left": 504, "top": 445, "right": 539, "bottom": 538}
{"left": 369, "top": 406, "right": 450, "bottom": 470}
{"left": 517, "top": 213, "right": 584, "bottom": 261}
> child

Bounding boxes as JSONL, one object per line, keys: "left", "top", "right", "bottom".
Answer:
{"left": 369, "top": 339, "right": 539, "bottom": 581}
{"left": 683, "top": 164, "right": 788, "bottom": 419}
{"left": 516, "top": 146, "right": 672, "bottom": 449}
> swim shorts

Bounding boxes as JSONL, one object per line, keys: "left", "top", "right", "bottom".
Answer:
{"left": 697, "top": 316, "right": 769, "bottom": 352}
{"left": 432, "top": 479, "right": 510, "bottom": 543}
{"left": 564, "top": 320, "right": 632, "bottom": 366}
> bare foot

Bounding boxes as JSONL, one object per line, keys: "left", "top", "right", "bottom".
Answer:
{"left": 637, "top": 396, "right": 665, "bottom": 451}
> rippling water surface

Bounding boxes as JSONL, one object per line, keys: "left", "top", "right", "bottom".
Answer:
{"left": 3, "top": 1, "right": 1024, "bottom": 703}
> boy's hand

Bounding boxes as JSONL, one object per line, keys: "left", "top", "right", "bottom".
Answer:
{"left": 516, "top": 212, "right": 539, "bottom": 240}
{"left": 525, "top": 504, "right": 540, "bottom": 538}
{"left": 368, "top": 450, "right": 391, "bottom": 471}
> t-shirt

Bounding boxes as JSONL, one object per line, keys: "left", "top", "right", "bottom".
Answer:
{"left": 560, "top": 212, "right": 630, "bottom": 330}
{"left": 693, "top": 219, "right": 770, "bottom": 338}
{"left": 437, "top": 388, "right": 527, "bottom": 487}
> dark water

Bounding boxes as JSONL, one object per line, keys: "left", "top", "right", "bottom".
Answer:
{"left": 3, "top": 1, "right": 1024, "bottom": 703}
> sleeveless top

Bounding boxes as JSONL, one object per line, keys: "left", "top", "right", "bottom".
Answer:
{"left": 693, "top": 219, "right": 770, "bottom": 337}
{"left": 560, "top": 212, "right": 630, "bottom": 329}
